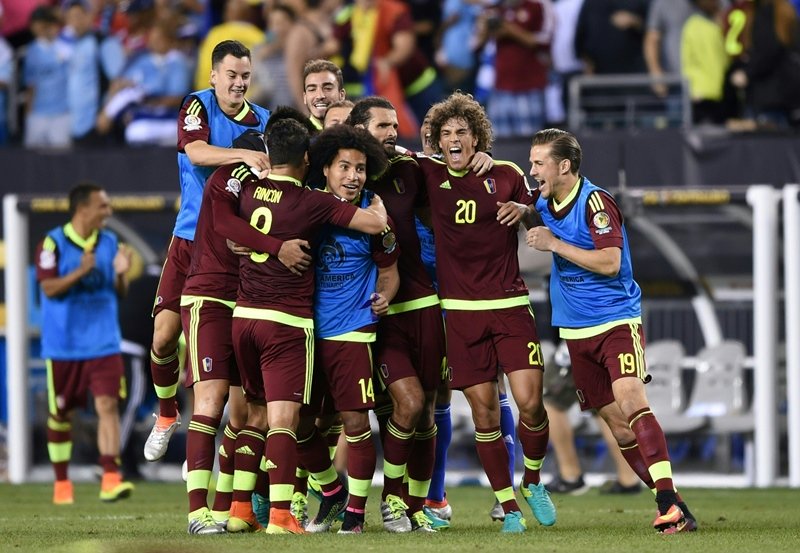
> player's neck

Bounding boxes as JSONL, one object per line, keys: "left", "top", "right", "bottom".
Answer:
{"left": 270, "top": 165, "right": 305, "bottom": 182}
{"left": 69, "top": 218, "right": 95, "bottom": 239}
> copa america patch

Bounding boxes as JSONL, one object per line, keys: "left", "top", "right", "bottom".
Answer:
{"left": 382, "top": 230, "right": 397, "bottom": 254}
{"left": 38, "top": 249, "right": 56, "bottom": 270}
{"left": 593, "top": 211, "right": 612, "bottom": 235}
{"left": 225, "top": 178, "right": 242, "bottom": 197}
{"left": 183, "top": 114, "right": 202, "bottom": 132}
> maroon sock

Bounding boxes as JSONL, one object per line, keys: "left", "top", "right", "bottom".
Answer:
{"left": 345, "top": 428, "right": 376, "bottom": 512}
{"left": 518, "top": 416, "right": 549, "bottom": 486}
{"left": 232, "top": 426, "right": 266, "bottom": 503}
{"left": 186, "top": 414, "right": 221, "bottom": 512}
{"left": 381, "top": 418, "right": 415, "bottom": 499}
{"left": 475, "top": 426, "right": 519, "bottom": 513}
{"left": 150, "top": 348, "right": 179, "bottom": 417}
{"left": 47, "top": 416, "right": 71, "bottom": 481}
{"left": 265, "top": 428, "right": 298, "bottom": 510}
{"left": 628, "top": 408, "right": 674, "bottom": 492}
{"left": 405, "top": 425, "right": 436, "bottom": 514}
{"left": 297, "top": 429, "right": 342, "bottom": 494}
{"left": 619, "top": 439, "right": 656, "bottom": 489}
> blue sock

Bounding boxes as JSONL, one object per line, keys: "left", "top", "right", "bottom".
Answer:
{"left": 427, "top": 403, "right": 451, "bottom": 502}
{"left": 499, "top": 392, "right": 516, "bottom": 486}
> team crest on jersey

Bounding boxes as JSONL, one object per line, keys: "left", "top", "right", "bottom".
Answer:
{"left": 317, "top": 236, "right": 346, "bottom": 272}
{"left": 226, "top": 178, "right": 242, "bottom": 197}
{"left": 183, "top": 114, "right": 202, "bottom": 132}
{"left": 38, "top": 249, "right": 56, "bottom": 270}
{"left": 484, "top": 178, "right": 496, "bottom": 194}
{"left": 202, "top": 357, "right": 213, "bottom": 373}
{"left": 593, "top": 211, "right": 612, "bottom": 235}
{"left": 393, "top": 177, "right": 405, "bottom": 194}
{"left": 381, "top": 229, "right": 397, "bottom": 254}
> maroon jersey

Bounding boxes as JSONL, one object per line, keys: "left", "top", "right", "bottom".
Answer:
{"left": 176, "top": 94, "right": 261, "bottom": 151}
{"left": 183, "top": 164, "right": 284, "bottom": 301}
{"left": 224, "top": 172, "right": 359, "bottom": 319}
{"left": 368, "top": 153, "right": 436, "bottom": 303}
{"left": 418, "top": 157, "right": 533, "bottom": 303}
{"left": 493, "top": 0, "right": 553, "bottom": 92}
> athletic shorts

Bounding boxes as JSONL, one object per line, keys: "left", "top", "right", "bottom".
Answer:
{"left": 567, "top": 322, "right": 647, "bottom": 411}
{"left": 315, "top": 339, "right": 375, "bottom": 412}
{"left": 445, "top": 305, "right": 544, "bottom": 390}
{"left": 46, "top": 354, "right": 125, "bottom": 416}
{"left": 152, "top": 236, "right": 193, "bottom": 316}
{"left": 181, "top": 297, "right": 240, "bottom": 387}
{"left": 232, "top": 317, "right": 314, "bottom": 404}
{"left": 373, "top": 304, "right": 445, "bottom": 392}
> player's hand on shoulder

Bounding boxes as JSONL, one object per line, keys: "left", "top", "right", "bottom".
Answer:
{"left": 470, "top": 151, "right": 494, "bottom": 176}
{"left": 526, "top": 225, "right": 556, "bottom": 252}
{"left": 240, "top": 150, "right": 270, "bottom": 177}
{"left": 278, "top": 239, "right": 312, "bottom": 276}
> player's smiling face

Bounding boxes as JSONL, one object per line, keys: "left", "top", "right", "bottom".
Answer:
{"left": 439, "top": 117, "right": 477, "bottom": 172}
{"left": 211, "top": 54, "right": 252, "bottom": 113}
{"left": 84, "top": 190, "right": 113, "bottom": 230}
{"left": 324, "top": 148, "right": 368, "bottom": 202}
{"left": 365, "top": 107, "right": 399, "bottom": 154}
{"left": 304, "top": 71, "right": 345, "bottom": 120}
{"left": 420, "top": 111, "right": 434, "bottom": 155}
{"left": 529, "top": 143, "right": 564, "bottom": 200}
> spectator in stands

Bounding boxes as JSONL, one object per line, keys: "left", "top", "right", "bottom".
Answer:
{"left": 435, "top": 0, "right": 484, "bottom": 94}
{"left": 36, "top": 181, "right": 135, "bottom": 506}
{"left": 681, "top": 0, "right": 729, "bottom": 125}
{"left": 193, "top": 0, "right": 263, "bottom": 91}
{"left": 62, "top": 0, "right": 106, "bottom": 146}
{"left": 730, "top": 0, "right": 800, "bottom": 128}
{"left": 0, "top": 4, "right": 11, "bottom": 145}
{"left": 545, "top": 0, "right": 585, "bottom": 126}
{"left": 96, "top": 19, "right": 192, "bottom": 145}
{"left": 644, "top": 0, "right": 693, "bottom": 99}
{"left": 330, "top": 0, "right": 444, "bottom": 138}
{"left": 402, "top": 0, "right": 442, "bottom": 64}
{"left": 251, "top": 2, "right": 297, "bottom": 109}
{"left": 480, "top": 0, "right": 554, "bottom": 139}
{"left": 23, "top": 5, "right": 71, "bottom": 149}
{"left": 284, "top": 0, "right": 341, "bottom": 111}
{"left": 575, "top": 0, "right": 649, "bottom": 75}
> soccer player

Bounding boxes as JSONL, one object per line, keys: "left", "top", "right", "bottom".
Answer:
{"left": 525, "top": 128, "right": 696, "bottom": 533}
{"left": 302, "top": 59, "right": 346, "bottom": 132}
{"left": 348, "top": 97, "right": 446, "bottom": 533}
{"left": 417, "top": 92, "right": 556, "bottom": 533}
{"left": 323, "top": 99, "right": 355, "bottom": 128}
{"left": 37, "top": 182, "right": 134, "bottom": 505}
{"left": 144, "top": 40, "right": 305, "bottom": 462}
{"left": 304, "top": 123, "right": 401, "bottom": 534}
{"left": 214, "top": 119, "right": 389, "bottom": 534}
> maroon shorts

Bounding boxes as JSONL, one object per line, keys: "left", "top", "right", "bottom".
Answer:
{"left": 315, "top": 339, "right": 375, "bottom": 412}
{"left": 46, "top": 354, "right": 125, "bottom": 416}
{"left": 181, "top": 298, "right": 240, "bottom": 387}
{"left": 566, "top": 322, "right": 647, "bottom": 411}
{"left": 152, "top": 236, "right": 193, "bottom": 316}
{"left": 445, "top": 305, "right": 544, "bottom": 390}
{"left": 232, "top": 317, "right": 313, "bottom": 404}
{"left": 374, "top": 305, "right": 445, "bottom": 392}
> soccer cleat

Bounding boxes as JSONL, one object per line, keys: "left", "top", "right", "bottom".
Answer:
{"left": 422, "top": 506, "right": 451, "bottom": 530}
{"left": 500, "top": 511, "right": 527, "bottom": 533}
{"left": 521, "top": 480, "right": 557, "bottom": 526}
{"left": 380, "top": 494, "right": 412, "bottom": 533}
{"left": 53, "top": 480, "right": 74, "bottom": 505}
{"left": 424, "top": 497, "right": 452, "bottom": 521}
{"left": 290, "top": 492, "right": 309, "bottom": 529}
{"left": 99, "top": 473, "right": 134, "bottom": 502}
{"left": 306, "top": 487, "right": 348, "bottom": 533}
{"left": 546, "top": 475, "right": 590, "bottom": 496}
{"left": 653, "top": 504, "right": 686, "bottom": 534}
{"left": 489, "top": 499, "right": 505, "bottom": 521}
{"left": 144, "top": 413, "right": 181, "bottom": 462}
{"left": 187, "top": 508, "right": 226, "bottom": 535}
{"left": 337, "top": 511, "right": 365, "bottom": 534}
{"left": 410, "top": 510, "right": 437, "bottom": 532}
{"left": 265, "top": 507, "right": 306, "bottom": 534}
{"left": 252, "top": 491, "right": 271, "bottom": 527}
{"left": 226, "top": 500, "right": 262, "bottom": 533}
{"left": 677, "top": 501, "right": 698, "bottom": 532}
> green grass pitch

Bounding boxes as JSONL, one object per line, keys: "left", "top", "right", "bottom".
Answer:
{"left": 1, "top": 483, "right": 799, "bottom": 552}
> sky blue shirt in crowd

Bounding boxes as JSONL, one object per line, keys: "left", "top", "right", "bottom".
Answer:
{"left": 22, "top": 38, "right": 70, "bottom": 116}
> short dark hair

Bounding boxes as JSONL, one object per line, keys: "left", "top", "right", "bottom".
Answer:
{"left": 211, "top": 40, "right": 251, "bottom": 68}
{"left": 303, "top": 59, "right": 344, "bottom": 90}
{"left": 531, "top": 128, "right": 582, "bottom": 174}
{"left": 429, "top": 92, "right": 493, "bottom": 155}
{"left": 347, "top": 96, "right": 396, "bottom": 127}
{"left": 266, "top": 119, "right": 310, "bottom": 167}
{"left": 308, "top": 125, "right": 389, "bottom": 188}
{"left": 266, "top": 105, "right": 317, "bottom": 135}
{"left": 323, "top": 99, "right": 355, "bottom": 125}
{"left": 69, "top": 182, "right": 103, "bottom": 217}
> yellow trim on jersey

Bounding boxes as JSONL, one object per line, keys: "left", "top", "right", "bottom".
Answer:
{"left": 386, "top": 293, "right": 440, "bottom": 315}
{"left": 46, "top": 359, "right": 57, "bottom": 415}
{"left": 324, "top": 331, "right": 376, "bottom": 343}
{"left": 187, "top": 99, "right": 202, "bottom": 117}
{"left": 559, "top": 316, "right": 643, "bottom": 340}
{"left": 304, "top": 328, "right": 314, "bottom": 404}
{"left": 64, "top": 222, "right": 98, "bottom": 252}
{"left": 492, "top": 159, "right": 526, "bottom": 175}
{"left": 588, "top": 191, "right": 605, "bottom": 213}
{"left": 552, "top": 177, "right": 582, "bottom": 212}
{"left": 233, "top": 101, "right": 252, "bottom": 122}
{"left": 446, "top": 166, "right": 469, "bottom": 177}
{"left": 267, "top": 173, "right": 304, "bottom": 187}
{"left": 630, "top": 322, "right": 646, "bottom": 380}
{"left": 187, "top": 299, "right": 202, "bottom": 383}
{"left": 233, "top": 306, "right": 314, "bottom": 329}
{"left": 440, "top": 295, "right": 530, "bottom": 311}
{"left": 180, "top": 295, "right": 235, "bottom": 309}
{"left": 309, "top": 115, "right": 323, "bottom": 130}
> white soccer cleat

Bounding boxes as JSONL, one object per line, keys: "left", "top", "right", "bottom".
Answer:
{"left": 144, "top": 413, "right": 181, "bottom": 462}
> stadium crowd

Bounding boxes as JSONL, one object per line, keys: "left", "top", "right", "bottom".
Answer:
{"left": 2, "top": 0, "right": 800, "bottom": 149}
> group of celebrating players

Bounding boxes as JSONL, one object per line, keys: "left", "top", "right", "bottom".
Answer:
{"left": 140, "top": 39, "right": 696, "bottom": 537}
